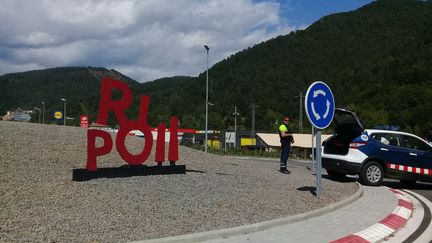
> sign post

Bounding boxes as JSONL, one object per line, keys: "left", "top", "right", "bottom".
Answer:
{"left": 305, "top": 81, "right": 335, "bottom": 196}
{"left": 311, "top": 125, "right": 315, "bottom": 172}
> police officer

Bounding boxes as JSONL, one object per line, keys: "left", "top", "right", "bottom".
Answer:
{"left": 279, "top": 116, "right": 294, "bottom": 174}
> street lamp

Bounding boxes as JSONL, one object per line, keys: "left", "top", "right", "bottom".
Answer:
{"left": 61, "top": 98, "right": 66, "bottom": 126}
{"left": 204, "top": 45, "right": 209, "bottom": 152}
{"left": 233, "top": 106, "right": 239, "bottom": 148}
{"left": 41, "top": 102, "right": 45, "bottom": 124}
{"left": 33, "top": 107, "right": 41, "bottom": 123}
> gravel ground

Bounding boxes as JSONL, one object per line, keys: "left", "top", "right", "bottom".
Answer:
{"left": 0, "top": 121, "right": 358, "bottom": 242}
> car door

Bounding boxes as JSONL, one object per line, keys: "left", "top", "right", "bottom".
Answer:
{"left": 369, "top": 133, "right": 406, "bottom": 166}
{"left": 400, "top": 135, "right": 432, "bottom": 174}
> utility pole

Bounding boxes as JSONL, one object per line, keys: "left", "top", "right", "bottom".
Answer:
{"left": 295, "top": 91, "right": 304, "bottom": 133}
{"left": 249, "top": 104, "right": 258, "bottom": 144}
{"left": 299, "top": 91, "right": 303, "bottom": 133}
{"left": 233, "top": 106, "right": 239, "bottom": 148}
{"left": 41, "top": 102, "right": 45, "bottom": 124}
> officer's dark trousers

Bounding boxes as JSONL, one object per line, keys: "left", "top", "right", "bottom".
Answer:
{"left": 280, "top": 142, "right": 290, "bottom": 170}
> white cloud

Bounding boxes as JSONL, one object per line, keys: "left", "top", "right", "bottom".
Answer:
{"left": 0, "top": 0, "right": 297, "bottom": 82}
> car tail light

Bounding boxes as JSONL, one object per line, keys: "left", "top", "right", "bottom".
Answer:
{"left": 349, "top": 142, "right": 367, "bottom": 149}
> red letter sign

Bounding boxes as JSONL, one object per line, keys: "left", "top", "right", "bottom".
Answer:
{"left": 86, "top": 78, "right": 179, "bottom": 171}
{"left": 97, "top": 78, "right": 133, "bottom": 126}
{"left": 87, "top": 129, "right": 113, "bottom": 171}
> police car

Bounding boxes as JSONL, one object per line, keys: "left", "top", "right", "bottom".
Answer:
{"left": 322, "top": 108, "right": 432, "bottom": 186}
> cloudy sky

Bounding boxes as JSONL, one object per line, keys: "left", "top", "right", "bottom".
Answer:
{"left": 0, "top": 0, "right": 373, "bottom": 82}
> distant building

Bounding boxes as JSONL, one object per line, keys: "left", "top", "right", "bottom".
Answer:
{"left": 256, "top": 133, "right": 332, "bottom": 158}
{"left": 2, "top": 111, "right": 14, "bottom": 121}
{"left": 2, "top": 108, "right": 32, "bottom": 122}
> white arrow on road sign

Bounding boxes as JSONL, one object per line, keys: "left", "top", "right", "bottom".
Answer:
{"left": 311, "top": 102, "right": 321, "bottom": 120}
{"left": 323, "top": 100, "right": 330, "bottom": 119}
{"left": 313, "top": 89, "right": 326, "bottom": 98}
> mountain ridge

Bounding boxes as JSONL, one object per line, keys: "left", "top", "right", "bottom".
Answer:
{"left": 1, "top": 0, "right": 431, "bottom": 138}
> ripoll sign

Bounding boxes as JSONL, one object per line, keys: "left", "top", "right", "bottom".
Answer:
{"left": 305, "top": 81, "right": 335, "bottom": 130}
{"left": 86, "top": 78, "right": 179, "bottom": 171}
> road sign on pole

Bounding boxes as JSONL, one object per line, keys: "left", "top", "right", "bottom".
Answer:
{"left": 305, "top": 81, "right": 335, "bottom": 129}
{"left": 305, "top": 81, "right": 335, "bottom": 197}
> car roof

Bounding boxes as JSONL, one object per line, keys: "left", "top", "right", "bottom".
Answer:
{"left": 365, "top": 129, "right": 428, "bottom": 141}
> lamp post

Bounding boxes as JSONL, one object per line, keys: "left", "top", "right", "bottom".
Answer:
{"left": 41, "top": 102, "right": 45, "bottom": 124}
{"left": 33, "top": 107, "right": 41, "bottom": 123}
{"left": 204, "top": 45, "right": 209, "bottom": 152}
{"left": 61, "top": 98, "right": 66, "bottom": 126}
{"left": 233, "top": 106, "right": 239, "bottom": 148}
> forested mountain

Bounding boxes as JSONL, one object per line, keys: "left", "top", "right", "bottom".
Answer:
{"left": 1, "top": 0, "right": 432, "bottom": 138}
{"left": 0, "top": 67, "right": 139, "bottom": 125}
{"left": 141, "top": 0, "right": 432, "bottom": 138}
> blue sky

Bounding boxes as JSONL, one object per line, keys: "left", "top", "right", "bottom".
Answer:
{"left": 279, "top": 0, "right": 374, "bottom": 26}
{"left": 0, "top": 0, "right": 375, "bottom": 82}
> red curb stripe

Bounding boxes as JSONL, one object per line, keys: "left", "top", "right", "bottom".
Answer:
{"left": 389, "top": 189, "right": 402, "bottom": 195}
{"left": 329, "top": 234, "right": 369, "bottom": 243}
{"left": 399, "top": 199, "right": 413, "bottom": 210}
{"left": 331, "top": 188, "right": 412, "bottom": 242}
{"left": 404, "top": 166, "right": 409, "bottom": 172}
{"left": 379, "top": 214, "right": 407, "bottom": 230}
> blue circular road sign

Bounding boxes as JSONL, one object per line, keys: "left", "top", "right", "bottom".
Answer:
{"left": 305, "top": 81, "right": 335, "bottom": 129}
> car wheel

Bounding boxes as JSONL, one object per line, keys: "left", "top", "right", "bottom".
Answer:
{"left": 400, "top": 179, "right": 416, "bottom": 186}
{"left": 360, "top": 161, "right": 384, "bottom": 186}
{"left": 327, "top": 170, "right": 346, "bottom": 179}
